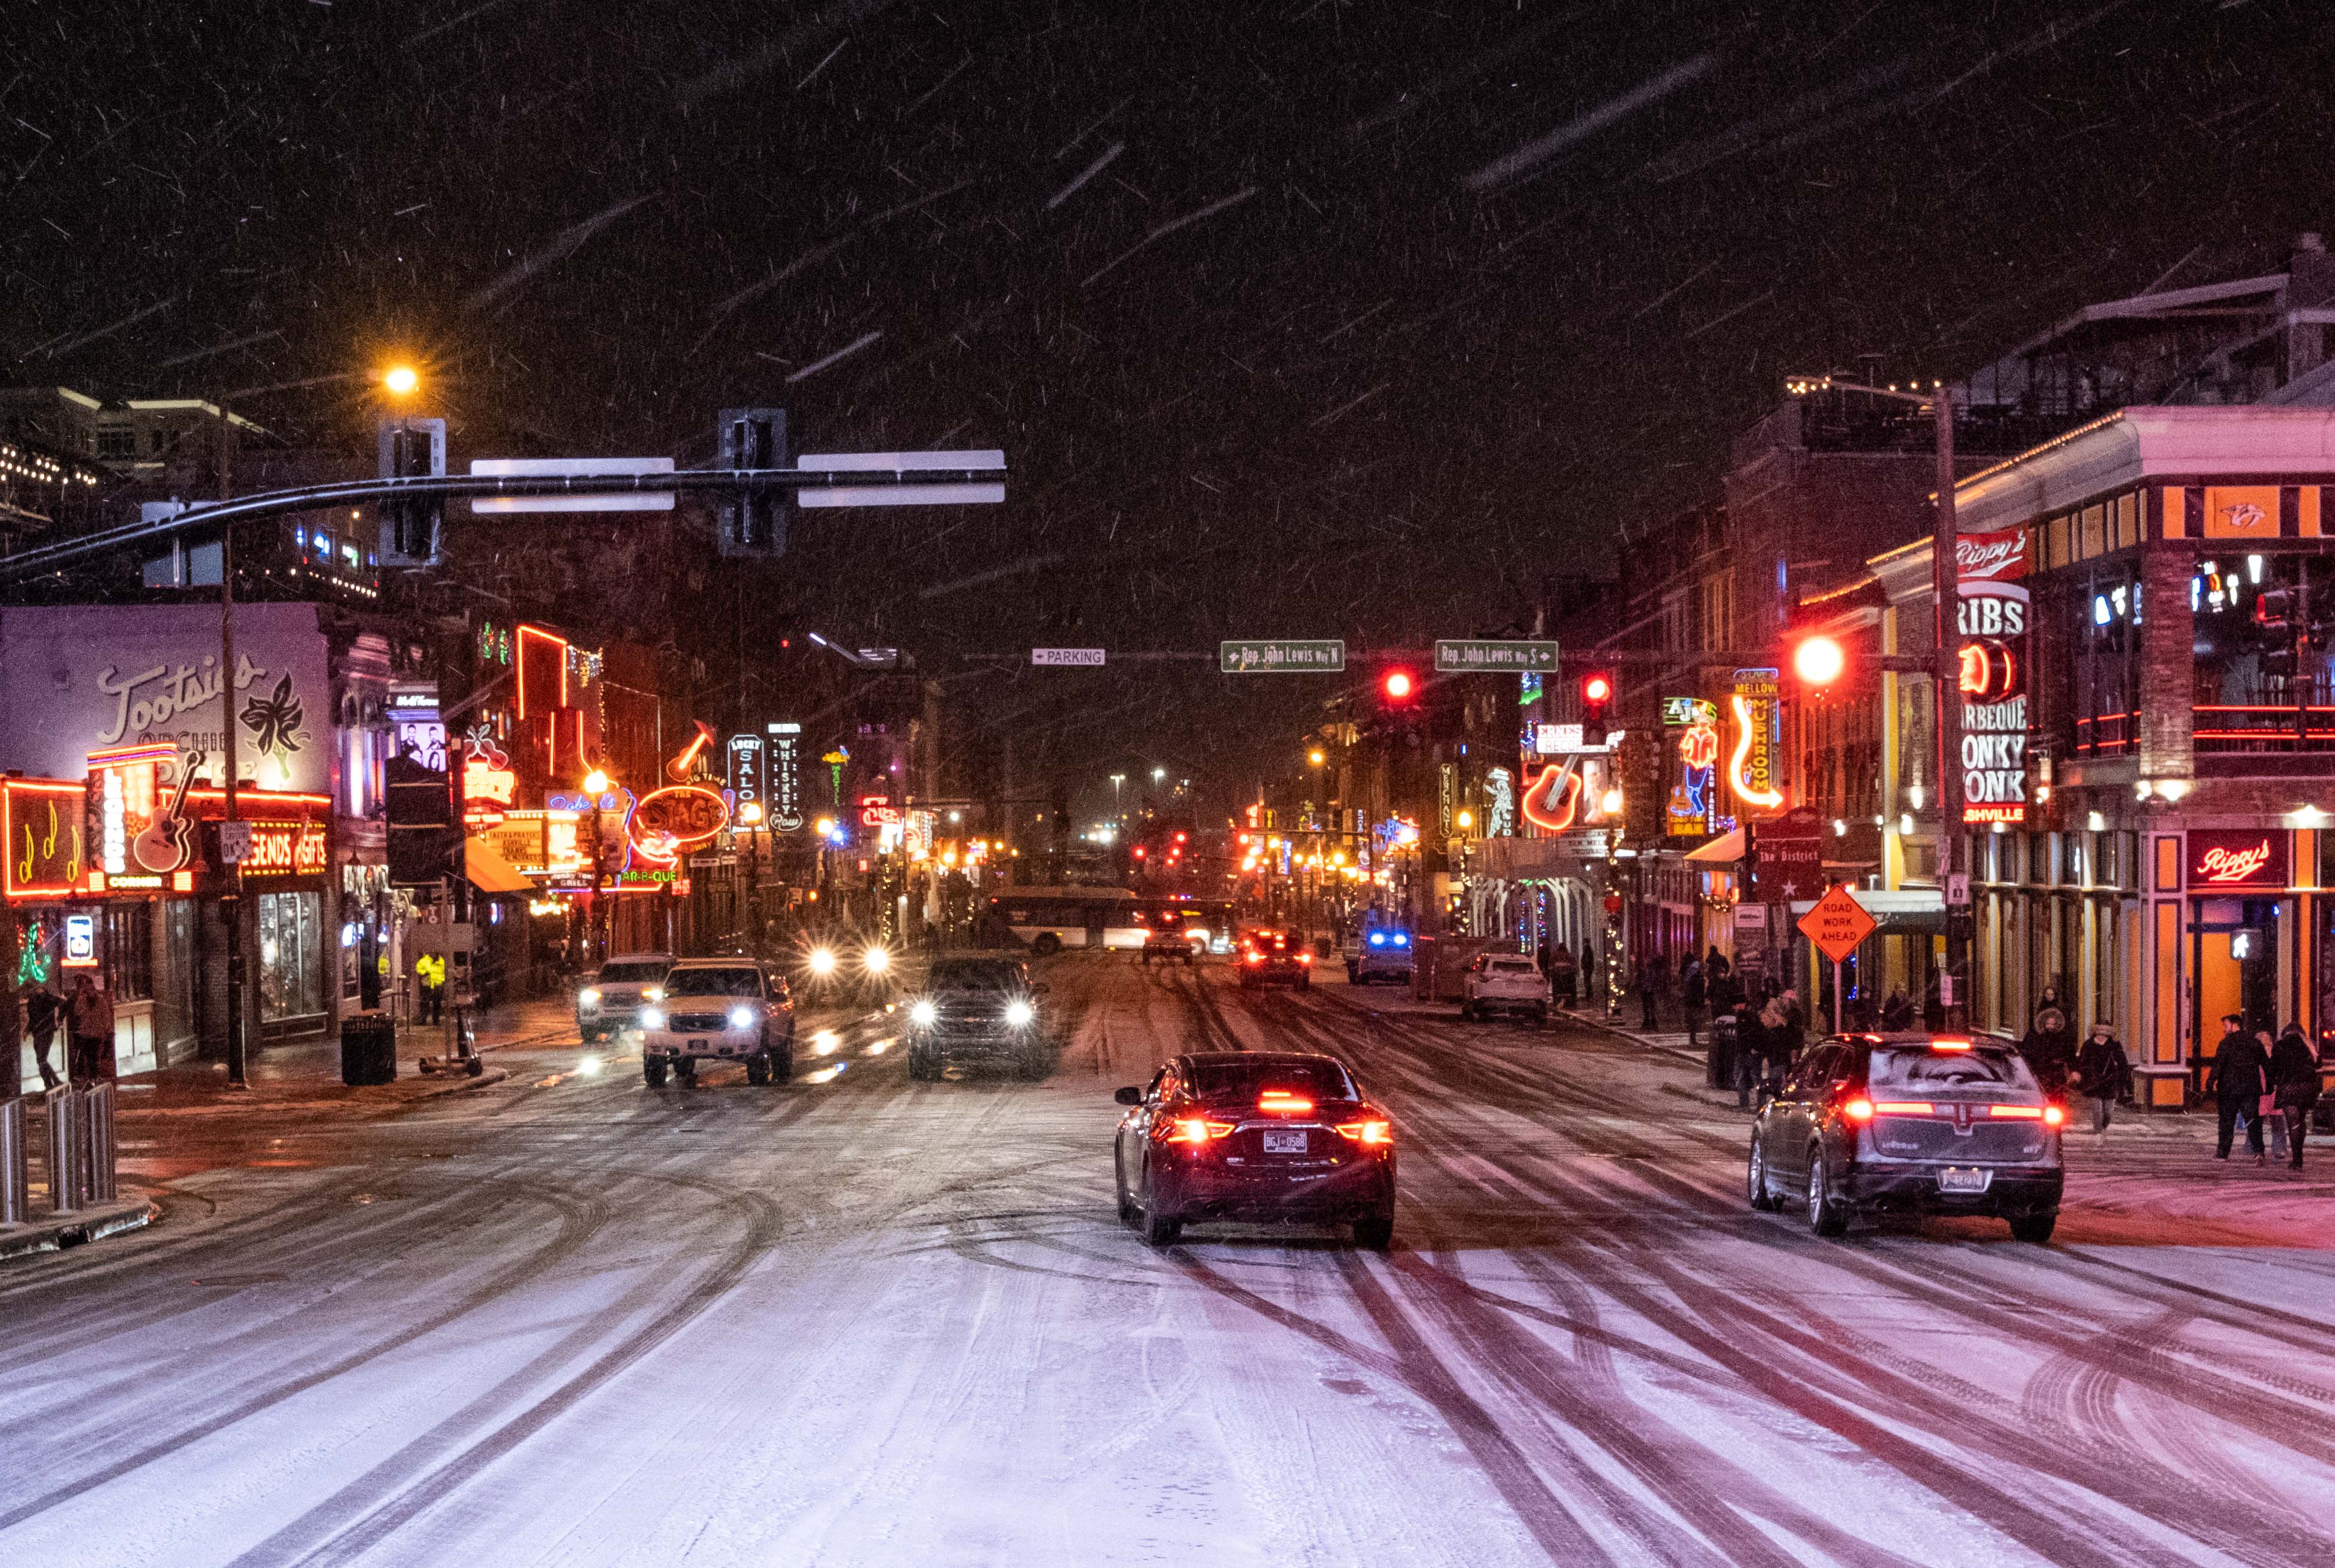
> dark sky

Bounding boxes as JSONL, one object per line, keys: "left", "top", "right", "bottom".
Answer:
{"left": 5, "top": 0, "right": 2330, "bottom": 809}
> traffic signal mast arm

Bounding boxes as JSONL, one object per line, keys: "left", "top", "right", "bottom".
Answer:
{"left": 0, "top": 455, "right": 1007, "bottom": 584}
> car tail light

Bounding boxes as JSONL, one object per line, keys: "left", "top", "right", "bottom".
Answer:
{"left": 1164, "top": 1118, "right": 1234, "bottom": 1144}
{"left": 1258, "top": 1091, "right": 1314, "bottom": 1115}
{"left": 1870, "top": 1101, "right": 1933, "bottom": 1115}
{"left": 2042, "top": 1104, "right": 2066, "bottom": 1128}
{"left": 1843, "top": 1097, "right": 1875, "bottom": 1123}
{"left": 1335, "top": 1119, "right": 1393, "bottom": 1146}
{"left": 1244, "top": 952, "right": 1264, "bottom": 966}
{"left": 1929, "top": 1039, "right": 1974, "bottom": 1052}
{"left": 1988, "top": 1105, "right": 2046, "bottom": 1120}
{"left": 1298, "top": 953, "right": 1313, "bottom": 964}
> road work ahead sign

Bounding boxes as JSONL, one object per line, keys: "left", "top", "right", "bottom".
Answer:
{"left": 1796, "top": 884, "right": 1878, "bottom": 964}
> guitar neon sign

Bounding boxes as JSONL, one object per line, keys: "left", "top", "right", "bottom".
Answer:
{"left": 1521, "top": 763, "right": 1583, "bottom": 832}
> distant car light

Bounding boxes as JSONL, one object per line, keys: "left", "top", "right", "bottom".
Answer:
{"left": 1391, "top": 933, "right": 1409, "bottom": 948}
{"left": 863, "top": 946, "right": 892, "bottom": 975}
{"left": 578, "top": 988, "right": 601, "bottom": 1009}
{"left": 807, "top": 947, "right": 838, "bottom": 976}
{"left": 639, "top": 1008, "right": 666, "bottom": 1031}
{"left": 729, "top": 1005, "right": 758, "bottom": 1030}
{"left": 642, "top": 986, "right": 663, "bottom": 1003}
{"left": 911, "top": 999, "right": 938, "bottom": 1026}
{"left": 1004, "top": 999, "right": 1035, "bottom": 1028}
{"left": 1368, "top": 932, "right": 1385, "bottom": 947}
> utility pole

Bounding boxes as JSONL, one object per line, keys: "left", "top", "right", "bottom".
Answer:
{"left": 217, "top": 403, "right": 248, "bottom": 1089}
{"left": 1931, "top": 385, "right": 1970, "bottom": 1031}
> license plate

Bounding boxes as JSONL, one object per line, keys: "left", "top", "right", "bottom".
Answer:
{"left": 689, "top": 1038, "right": 709, "bottom": 1053}
{"left": 1937, "top": 1167, "right": 1993, "bottom": 1194}
{"left": 1262, "top": 1130, "right": 1307, "bottom": 1155}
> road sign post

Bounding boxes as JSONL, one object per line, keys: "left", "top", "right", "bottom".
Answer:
{"left": 1797, "top": 883, "right": 1879, "bottom": 1035}
{"left": 1219, "top": 640, "right": 1345, "bottom": 673}
{"left": 1433, "top": 639, "right": 1559, "bottom": 673}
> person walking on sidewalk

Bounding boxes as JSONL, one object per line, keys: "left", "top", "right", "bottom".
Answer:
{"left": 2208, "top": 1013, "right": 2273, "bottom": 1165}
{"left": 1681, "top": 957, "right": 1708, "bottom": 1047}
{"left": 1638, "top": 963, "right": 1660, "bottom": 1032}
{"left": 67, "top": 974, "right": 115, "bottom": 1083}
{"left": 24, "top": 981, "right": 64, "bottom": 1091}
{"left": 2270, "top": 1023, "right": 2320, "bottom": 1171}
{"left": 2020, "top": 1006, "right": 2078, "bottom": 1101}
{"left": 2075, "top": 1021, "right": 2130, "bottom": 1133}
{"left": 1734, "top": 998, "right": 1769, "bottom": 1110}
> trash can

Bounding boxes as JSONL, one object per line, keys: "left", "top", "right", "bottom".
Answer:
{"left": 340, "top": 1011, "right": 399, "bottom": 1087}
{"left": 1707, "top": 1014, "right": 1738, "bottom": 1090}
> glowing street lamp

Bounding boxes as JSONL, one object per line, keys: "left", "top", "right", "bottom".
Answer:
{"left": 384, "top": 364, "right": 420, "bottom": 396}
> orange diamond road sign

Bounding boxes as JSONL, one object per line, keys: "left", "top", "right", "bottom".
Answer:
{"left": 1797, "top": 884, "right": 1878, "bottom": 964}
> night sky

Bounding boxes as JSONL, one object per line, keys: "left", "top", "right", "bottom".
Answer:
{"left": 5, "top": 0, "right": 2330, "bottom": 807}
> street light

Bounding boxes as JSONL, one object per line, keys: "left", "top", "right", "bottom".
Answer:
{"left": 384, "top": 364, "right": 420, "bottom": 396}
{"left": 1151, "top": 767, "right": 1166, "bottom": 783}
{"left": 580, "top": 767, "right": 613, "bottom": 962}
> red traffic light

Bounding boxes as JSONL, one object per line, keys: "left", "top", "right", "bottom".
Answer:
{"left": 1581, "top": 673, "right": 1612, "bottom": 705}
{"left": 1791, "top": 635, "right": 1846, "bottom": 687}
{"left": 1382, "top": 669, "right": 1416, "bottom": 701}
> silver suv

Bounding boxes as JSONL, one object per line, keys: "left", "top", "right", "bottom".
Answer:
{"left": 577, "top": 953, "right": 675, "bottom": 1042}
{"left": 640, "top": 959, "right": 796, "bottom": 1087}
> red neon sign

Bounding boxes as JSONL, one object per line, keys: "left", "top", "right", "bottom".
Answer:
{"left": 1520, "top": 764, "right": 1582, "bottom": 832}
{"left": 627, "top": 784, "right": 730, "bottom": 863}
{"left": 2189, "top": 831, "right": 2286, "bottom": 887}
{"left": 3, "top": 780, "right": 87, "bottom": 899}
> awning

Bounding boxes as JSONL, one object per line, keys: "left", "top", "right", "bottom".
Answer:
{"left": 464, "top": 836, "right": 533, "bottom": 893}
{"left": 1685, "top": 827, "right": 1745, "bottom": 863}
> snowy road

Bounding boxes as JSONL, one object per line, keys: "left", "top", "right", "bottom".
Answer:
{"left": 5, "top": 954, "right": 2334, "bottom": 1567}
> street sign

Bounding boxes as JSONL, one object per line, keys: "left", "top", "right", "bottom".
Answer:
{"left": 1031, "top": 648, "right": 1106, "bottom": 667}
{"left": 1944, "top": 871, "right": 1971, "bottom": 907}
{"left": 1748, "top": 806, "right": 1823, "bottom": 902}
{"left": 1435, "top": 639, "right": 1559, "bottom": 673}
{"left": 468, "top": 457, "right": 677, "bottom": 512}
{"left": 1797, "top": 884, "right": 1879, "bottom": 964}
{"left": 218, "top": 821, "right": 253, "bottom": 865}
{"left": 1220, "top": 639, "right": 1345, "bottom": 673}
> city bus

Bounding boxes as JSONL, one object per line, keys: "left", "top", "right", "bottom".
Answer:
{"left": 986, "top": 888, "right": 1146, "bottom": 955}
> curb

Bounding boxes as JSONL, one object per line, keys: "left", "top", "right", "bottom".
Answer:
{"left": 1569, "top": 1011, "right": 1710, "bottom": 1067}
{"left": 0, "top": 1194, "right": 159, "bottom": 1262}
{"left": 406, "top": 1067, "right": 509, "bottom": 1100}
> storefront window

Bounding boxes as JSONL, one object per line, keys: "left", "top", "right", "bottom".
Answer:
{"left": 101, "top": 904, "right": 152, "bottom": 1002}
{"left": 258, "top": 889, "right": 324, "bottom": 1022}
{"left": 2319, "top": 899, "right": 2335, "bottom": 1052}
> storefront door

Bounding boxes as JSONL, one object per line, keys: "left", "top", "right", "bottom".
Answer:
{"left": 2192, "top": 897, "right": 2284, "bottom": 1087}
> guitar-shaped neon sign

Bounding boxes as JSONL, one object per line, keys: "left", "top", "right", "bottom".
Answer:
{"left": 1520, "top": 762, "right": 1584, "bottom": 832}
{"left": 133, "top": 749, "right": 204, "bottom": 874}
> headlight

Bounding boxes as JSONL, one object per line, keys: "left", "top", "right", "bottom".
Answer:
{"left": 578, "top": 988, "right": 601, "bottom": 1009}
{"left": 643, "top": 986, "right": 664, "bottom": 1003}
{"left": 911, "top": 999, "right": 938, "bottom": 1027}
{"left": 729, "top": 1005, "right": 758, "bottom": 1031}
{"left": 639, "top": 1008, "right": 665, "bottom": 1031}
{"left": 1004, "top": 999, "right": 1035, "bottom": 1028}
{"left": 863, "top": 946, "right": 892, "bottom": 975}
{"left": 807, "top": 947, "right": 838, "bottom": 975}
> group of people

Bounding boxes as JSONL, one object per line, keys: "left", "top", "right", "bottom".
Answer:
{"left": 10, "top": 973, "right": 119, "bottom": 1094}
{"left": 2203, "top": 1012, "right": 2322, "bottom": 1169}
{"left": 1705, "top": 960, "right": 1808, "bottom": 1111}
{"left": 2016, "top": 991, "right": 2133, "bottom": 1132}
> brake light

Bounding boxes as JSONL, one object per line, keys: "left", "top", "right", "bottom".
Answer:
{"left": 2042, "top": 1104, "right": 2066, "bottom": 1128}
{"left": 1843, "top": 1098, "right": 1875, "bottom": 1123}
{"left": 1869, "top": 1101, "right": 1934, "bottom": 1115}
{"left": 1987, "top": 1105, "right": 2045, "bottom": 1119}
{"left": 1258, "top": 1092, "right": 1314, "bottom": 1114}
{"left": 1929, "top": 1039, "right": 1974, "bottom": 1052}
{"left": 1244, "top": 952, "right": 1264, "bottom": 965}
{"left": 1297, "top": 952, "right": 1313, "bottom": 965}
{"left": 1335, "top": 1119, "right": 1393, "bottom": 1145}
{"left": 1166, "top": 1118, "right": 1234, "bottom": 1144}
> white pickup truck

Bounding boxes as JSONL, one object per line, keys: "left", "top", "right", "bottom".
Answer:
{"left": 1460, "top": 953, "right": 1550, "bottom": 1023}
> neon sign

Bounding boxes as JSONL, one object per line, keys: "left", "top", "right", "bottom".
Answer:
{"left": 1670, "top": 723, "right": 1719, "bottom": 836}
{"left": 2188, "top": 830, "right": 2286, "bottom": 888}
{"left": 4, "top": 779, "right": 86, "bottom": 899}
{"left": 627, "top": 784, "right": 729, "bottom": 863}
{"left": 240, "top": 820, "right": 328, "bottom": 877}
{"left": 1521, "top": 763, "right": 1582, "bottom": 832}
{"left": 1728, "top": 669, "right": 1783, "bottom": 812}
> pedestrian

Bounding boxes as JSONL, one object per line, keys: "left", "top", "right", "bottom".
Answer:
{"left": 1638, "top": 962, "right": 1660, "bottom": 1031}
{"left": 66, "top": 973, "right": 115, "bottom": 1083}
{"left": 2020, "top": 1006, "right": 2077, "bottom": 1100}
{"left": 2269, "top": 1023, "right": 2319, "bottom": 1171}
{"left": 1880, "top": 987, "right": 1914, "bottom": 1032}
{"left": 414, "top": 952, "right": 445, "bottom": 1024}
{"left": 24, "top": 981, "right": 64, "bottom": 1092}
{"left": 1759, "top": 989, "right": 1801, "bottom": 1100}
{"left": 2075, "top": 1020, "right": 2130, "bottom": 1133}
{"left": 1734, "top": 999, "right": 1768, "bottom": 1110}
{"left": 2207, "top": 1012, "right": 2273, "bottom": 1165}
{"left": 1549, "top": 946, "right": 1578, "bottom": 1008}
{"left": 1922, "top": 971, "right": 1945, "bottom": 1031}
{"left": 1681, "top": 957, "right": 1708, "bottom": 1047}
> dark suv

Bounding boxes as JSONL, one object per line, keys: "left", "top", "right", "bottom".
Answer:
{"left": 1748, "top": 1034, "right": 2066, "bottom": 1241}
{"left": 906, "top": 957, "right": 1050, "bottom": 1079}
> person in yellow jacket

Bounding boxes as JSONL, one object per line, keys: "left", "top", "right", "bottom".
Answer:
{"left": 414, "top": 952, "right": 446, "bottom": 1024}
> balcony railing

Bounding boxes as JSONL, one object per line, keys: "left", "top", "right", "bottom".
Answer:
{"left": 2076, "top": 705, "right": 2335, "bottom": 755}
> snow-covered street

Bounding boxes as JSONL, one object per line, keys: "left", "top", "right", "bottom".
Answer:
{"left": 4, "top": 955, "right": 2333, "bottom": 1568}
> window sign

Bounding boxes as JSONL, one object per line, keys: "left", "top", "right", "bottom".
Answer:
{"left": 62, "top": 911, "right": 97, "bottom": 968}
{"left": 2187, "top": 829, "right": 2288, "bottom": 889}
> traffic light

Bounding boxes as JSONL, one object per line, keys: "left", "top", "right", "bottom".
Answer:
{"left": 1580, "top": 670, "right": 1613, "bottom": 744}
{"left": 1381, "top": 668, "right": 1417, "bottom": 704}
{"left": 1791, "top": 634, "right": 1846, "bottom": 688}
{"left": 377, "top": 417, "right": 446, "bottom": 567}
{"left": 2255, "top": 587, "right": 2308, "bottom": 682}
{"left": 384, "top": 751, "right": 453, "bottom": 885}
{"left": 717, "top": 407, "right": 789, "bottom": 558}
